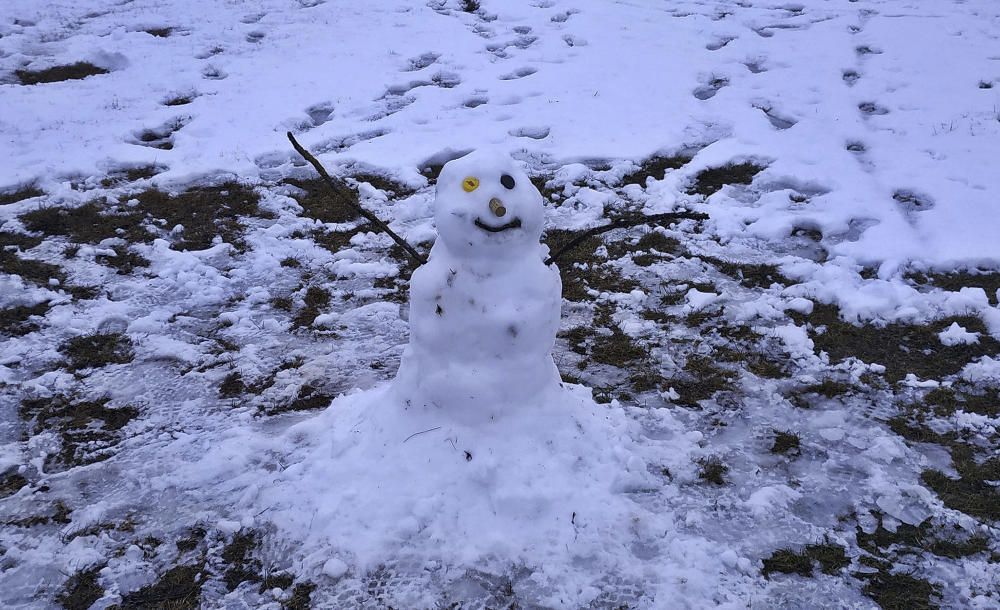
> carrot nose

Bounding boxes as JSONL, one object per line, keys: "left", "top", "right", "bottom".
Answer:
{"left": 489, "top": 198, "right": 506, "bottom": 217}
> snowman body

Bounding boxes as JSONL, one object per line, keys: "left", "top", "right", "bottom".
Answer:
{"left": 391, "top": 151, "right": 562, "bottom": 421}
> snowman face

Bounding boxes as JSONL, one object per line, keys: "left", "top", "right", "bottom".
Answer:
{"left": 434, "top": 151, "right": 544, "bottom": 259}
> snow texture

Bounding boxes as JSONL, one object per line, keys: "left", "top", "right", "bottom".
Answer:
{"left": 2, "top": 0, "right": 1000, "bottom": 608}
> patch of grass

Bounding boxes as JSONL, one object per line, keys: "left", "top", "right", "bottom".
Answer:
{"left": 20, "top": 201, "right": 148, "bottom": 244}
{"left": 0, "top": 301, "right": 50, "bottom": 337}
{"left": 269, "top": 382, "right": 334, "bottom": 415}
{"left": 58, "top": 565, "right": 104, "bottom": 610}
{"left": 219, "top": 371, "right": 245, "bottom": 399}
{"left": 771, "top": 430, "right": 800, "bottom": 455}
{"left": 164, "top": 94, "right": 194, "bottom": 106}
{"left": 761, "top": 544, "right": 849, "bottom": 579}
{"left": 100, "top": 165, "right": 162, "bottom": 187}
{"left": 95, "top": 245, "right": 150, "bottom": 274}
{"left": 16, "top": 62, "right": 109, "bottom": 85}
{"left": 131, "top": 183, "right": 268, "bottom": 251}
{"left": 221, "top": 530, "right": 263, "bottom": 591}
{"left": 351, "top": 172, "right": 416, "bottom": 199}
{"left": 176, "top": 526, "right": 207, "bottom": 552}
{"left": 807, "top": 543, "right": 850, "bottom": 575}
{"left": 858, "top": 516, "right": 989, "bottom": 560}
{"left": 0, "top": 230, "right": 43, "bottom": 250}
{"left": 285, "top": 177, "right": 360, "bottom": 224}
{"left": 631, "top": 231, "right": 682, "bottom": 267}
{"left": 790, "top": 303, "right": 1000, "bottom": 382}
{"left": 688, "top": 162, "right": 765, "bottom": 197}
{"left": 0, "top": 471, "right": 28, "bottom": 498}
{"left": 119, "top": 563, "right": 204, "bottom": 609}
{"left": 284, "top": 582, "right": 317, "bottom": 610}
{"left": 292, "top": 286, "right": 331, "bottom": 327}
{"left": 22, "top": 183, "right": 267, "bottom": 252}
{"left": 541, "top": 229, "right": 637, "bottom": 300}
{"left": 761, "top": 549, "right": 814, "bottom": 578}
{"left": 921, "top": 385, "right": 999, "bottom": 418}
{"left": 697, "top": 456, "right": 728, "bottom": 485}
{"left": 620, "top": 154, "right": 692, "bottom": 187}
{"left": 144, "top": 27, "right": 173, "bottom": 37}
{"left": 280, "top": 257, "right": 301, "bottom": 268}
{"left": 746, "top": 353, "right": 785, "bottom": 378}
{"left": 259, "top": 572, "right": 294, "bottom": 593}
{"left": 907, "top": 270, "right": 1000, "bottom": 307}
{"left": 667, "top": 354, "right": 737, "bottom": 406}
{"left": 860, "top": 572, "right": 939, "bottom": 610}
{"left": 271, "top": 296, "right": 294, "bottom": 311}
{"left": 312, "top": 227, "right": 362, "bottom": 256}
{"left": 789, "top": 378, "right": 852, "bottom": 408}
{"left": 700, "top": 255, "right": 792, "bottom": 289}
{"left": 921, "top": 445, "right": 1000, "bottom": 522}
{"left": 0, "top": 248, "right": 65, "bottom": 286}
{"left": 4, "top": 499, "right": 73, "bottom": 527}
{"left": 529, "top": 175, "right": 562, "bottom": 204}
{"left": 0, "top": 184, "right": 44, "bottom": 205}
{"left": 59, "top": 332, "right": 135, "bottom": 370}
{"left": 803, "top": 379, "right": 852, "bottom": 398}
{"left": 714, "top": 344, "right": 786, "bottom": 379}
{"left": 20, "top": 394, "right": 138, "bottom": 470}
{"left": 590, "top": 326, "right": 649, "bottom": 367}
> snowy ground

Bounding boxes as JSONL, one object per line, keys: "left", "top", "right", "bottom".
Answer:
{"left": 2, "top": 0, "right": 1000, "bottom": 608}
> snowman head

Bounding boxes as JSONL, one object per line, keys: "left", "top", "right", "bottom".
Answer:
{"left": 434, "top": 150, "right": 544, "bottom": 259}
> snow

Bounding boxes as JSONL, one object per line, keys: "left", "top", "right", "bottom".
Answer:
{"left": 3, "top": 0, "right": 1000, "bottom": 608}
{"left": 939, "top": 321, "right": 981, "bottom": 346}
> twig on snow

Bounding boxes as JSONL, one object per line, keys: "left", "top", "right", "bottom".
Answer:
{"left": 402, "top": 426, "right": 442, "bottom": 443}
{"left": 286, "top": 132, "right": 427, "bottom": 267}
{"left": 544, "top": 210, "right": 709, "bottom": 266}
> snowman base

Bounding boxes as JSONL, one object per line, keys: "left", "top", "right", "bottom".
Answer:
{"left": 251, "top": 379, "right": 650, "bottom": 601}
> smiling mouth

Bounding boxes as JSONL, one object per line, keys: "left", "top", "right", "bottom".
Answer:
{"left": 474, "top": 217, "right": 522, "bottom": 233}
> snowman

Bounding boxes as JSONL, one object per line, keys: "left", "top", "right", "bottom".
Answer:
{"left": 390, "top": 150, "right": 564, "bottom": 423}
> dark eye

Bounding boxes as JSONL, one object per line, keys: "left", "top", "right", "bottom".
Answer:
{"left": 500, "top": 174, "right": 516, "bottom": 189}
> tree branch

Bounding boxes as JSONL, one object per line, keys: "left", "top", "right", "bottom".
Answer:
{"left": 544, "top": 210, "right": 709, "bottom": 266}
{"left": 286, "top": 132, "right": 427, "bottom": 267}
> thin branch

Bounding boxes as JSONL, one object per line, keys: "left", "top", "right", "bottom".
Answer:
{"left": 286, "top": 132, "right": 427, "bottom": 267}
{"left": 402, "top": 426, "right": 442, "bottom": 443}
{"left": 544, "top": 210, "right": 709, "bottom": 265}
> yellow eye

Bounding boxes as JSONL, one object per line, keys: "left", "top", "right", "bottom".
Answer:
{"left": 462, "top": 176, "right": 480, "bottom": 192}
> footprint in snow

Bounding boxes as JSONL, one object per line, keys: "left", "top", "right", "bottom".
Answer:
{"left": 132, "top": 117, "right": 188, "bottom": 150}
{"left": 365, "top": 95, "right": 416, "bottom": 122}
{"left": 288, "top": 102, "right": 335, "bottom": 133}
{"left": 693, "top": 77, "right": 728, "bottom": 100}
{"left": 384, "top": 71, "right": 461, "bottom": 96}
{"left": 313, "top": 129, "right": 389, "bottom": 154}
{"left": 162, "top": 91, "right": 197, "bottom": 107}
{"left": 509, "top": 126, "right": 550, "bottom": 140}
{"left": 893, "top": 189, "right": 934, "bottom": 213}
{"left": 403, "top": 52, "right": 440, "bottom": 72}
{"left": 753, "top": 103, "right": 797, "bottom": 129}
{"left": 842, "top": 69, "right": 860, "bottom": 86}
{"left": 499, "top": 67, "right": 536, "bottom": 80}
{"left": 201, "top": 65, "right": 227, "bottom": 80}
{"left": 858, "top": 101, "right": 889, "bottom": 116}
{"left": 195, "top": 46, "right": 225, "bottom": 59}
{"left": 706, "top": 36, "right": 735, "bottom": 51}
{"left": 550, "top": 10, "right": 578, "bottom": 23}
{"left": 463, "top": 96, "right": 489, "bottom": 108}
{"left": 845, "top": 141, "right": 866, "bottom": 154}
